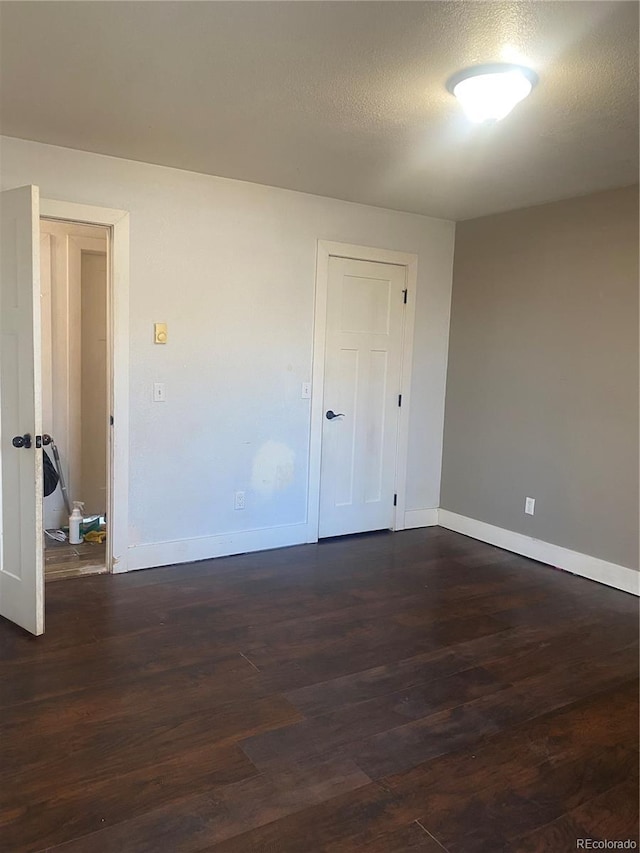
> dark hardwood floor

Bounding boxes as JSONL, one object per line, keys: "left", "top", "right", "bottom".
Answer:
{"left": 1, "top": 527, "right": 638, "bottom": 852}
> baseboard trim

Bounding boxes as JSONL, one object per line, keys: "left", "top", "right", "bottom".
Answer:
{"left": 125, "top": 522, "right": 310, "bottom": 573}
{"left": 438, "top": 509, "right": 639, "bottom": 597}
{"left": 121, "top": 509, "right": 639, "bottom": 597}
{"left": 404, "top": 508, "right": 439, "bottom": 529}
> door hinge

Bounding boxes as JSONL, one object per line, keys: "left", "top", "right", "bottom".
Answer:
{"left": 402, "top": 289, "right": 408, "bottom": 304}
{"left": 110, "top": 415, "right": 114, "bottom": 426}
{"left": 393, "top": 494, "right": 397, "bottom": 506}
{"left": 398, "top": 394, "right": 402, "bottom": 407}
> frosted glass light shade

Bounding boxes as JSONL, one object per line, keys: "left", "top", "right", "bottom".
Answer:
{"left": 448, "top": 64, "right": 538, "bottom": 123}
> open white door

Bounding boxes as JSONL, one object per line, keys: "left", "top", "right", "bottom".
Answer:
{"left": 0, "top": 185, "right": 44, "bottom": 635}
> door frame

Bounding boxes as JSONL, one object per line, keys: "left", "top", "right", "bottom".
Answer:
{"left": 307, "top": 240, "right": 417, "bottom": 542}
{"left": 40, "top": 199, "right": 130, "bottom": 574}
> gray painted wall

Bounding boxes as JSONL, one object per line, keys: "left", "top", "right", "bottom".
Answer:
{"left": 441, "top": 186, "right": 639, "bottom": 571}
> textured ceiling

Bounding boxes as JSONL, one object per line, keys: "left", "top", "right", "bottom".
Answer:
{"left": 0, "top": 1, "right": 638, "bottom": 220}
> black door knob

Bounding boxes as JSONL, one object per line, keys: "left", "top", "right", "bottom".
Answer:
{"left": 325, "top": 410, "right": 345, "bottom": 420}
{"left": 12, "top": 433, "right": 32, "bottom": 449}
{"left": 42, "top": 434, "right": 52, "bottom": 446}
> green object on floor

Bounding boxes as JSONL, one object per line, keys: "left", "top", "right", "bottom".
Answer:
{"left": 81, "top": 516, "right": 101, "bottom": 536}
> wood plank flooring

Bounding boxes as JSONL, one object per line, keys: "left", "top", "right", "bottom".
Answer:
{"left": 0, "top": 527, "right": 638, "bottom": 852}
{"left": 44, "top": 539, "right": 107, "bottom": 581}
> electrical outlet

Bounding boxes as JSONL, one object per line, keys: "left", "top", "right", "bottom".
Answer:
{"left": 524, "top": 497, "right": 535, "bottom": 515}
{"left": 234, "top": 491, "right": 245, "bottom": 510}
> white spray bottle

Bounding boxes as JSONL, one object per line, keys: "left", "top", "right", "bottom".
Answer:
{"left": 69, "top": 501, "right": 84, "bottom": 545}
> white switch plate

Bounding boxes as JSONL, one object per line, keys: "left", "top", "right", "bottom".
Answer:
{"left": 524, "top": 497, "right": 535, "bottom": 515}
{"left": 153, "top": 382, "right": 166, "bottom": 402}
{"left": 301, "top": 382, "right": 311, "bottom": 399}
{"left": 234, "top": 490, "right": 245, "bottom": 510}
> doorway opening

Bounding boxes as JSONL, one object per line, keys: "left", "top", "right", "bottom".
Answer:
{"left": 40, "top": 218, "right": 110, "bottom": 580}
{"left": 0, "top": 187, "right": 129, "bottom": 634}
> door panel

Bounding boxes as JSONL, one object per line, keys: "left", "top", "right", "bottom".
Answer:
{"left": 319, "top": 257, "right": 405, "bottom": 538}
{"left": 364, "top": 349, "right": 388, "bottom": 504}
{"left": 334, "top": 347, "right": 359, "bottom": 507}
{"left": 0, "top": 185, "right": 44, "bottom": 635}
{"left": 341, "top": 274, "right": 391, "bottom": 334}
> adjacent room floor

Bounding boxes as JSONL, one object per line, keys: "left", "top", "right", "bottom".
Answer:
{"left": 1, "top": 527, "right": 638, "bottom": 852}
{"left": 44, "top": 536, "right": 107, "bottom": 581}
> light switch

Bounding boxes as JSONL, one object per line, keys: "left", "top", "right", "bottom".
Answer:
{"left": 153, "top": 382, "right": 166, "bottom": 402}
{"left": 154, "top": 323, "right": 167, "bottom": 344}
{"left": 301, "top": 382, "right": 311, "bottom": 399}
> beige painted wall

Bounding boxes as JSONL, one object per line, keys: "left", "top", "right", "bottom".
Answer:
{"left": 441, "top": 186, "right": 639, "bottom": 571}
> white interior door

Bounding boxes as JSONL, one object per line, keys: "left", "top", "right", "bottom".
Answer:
{"left": 0, "top": 185, "right": 44, "bottom": 635}
{"left": 319, "top": 256, "right": 406, "bottom": 538}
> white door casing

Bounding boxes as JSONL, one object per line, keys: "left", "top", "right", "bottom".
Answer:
{"left": 0, "top": 185, "right": 44, "bottom": 635}
{"left": 309, "top": 242, "right": 417, "bottom": 541}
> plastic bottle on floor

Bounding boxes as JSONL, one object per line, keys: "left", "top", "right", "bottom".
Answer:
{"left": 69, "top": 502, "right": 84, "bottom": 545}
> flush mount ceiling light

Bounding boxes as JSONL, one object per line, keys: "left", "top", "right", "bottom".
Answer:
{"left": 447, "top": 63, "right": 539, "bottom": 123}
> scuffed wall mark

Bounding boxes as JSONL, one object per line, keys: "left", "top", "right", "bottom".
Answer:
{"left": 251, "top": 440, "right": 295, "bottom": 498}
